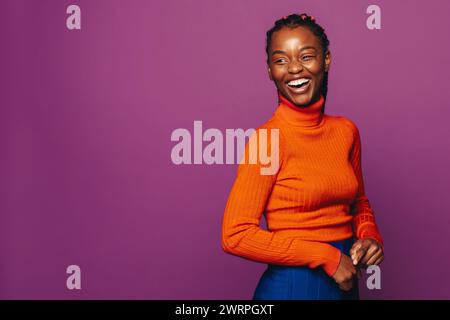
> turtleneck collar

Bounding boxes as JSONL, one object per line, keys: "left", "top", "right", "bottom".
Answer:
{"left": 274, "top": 91, "right": 326, "bottom": 128}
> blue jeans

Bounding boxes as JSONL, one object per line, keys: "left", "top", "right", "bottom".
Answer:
{"left": 252, "top": 237, "right": 359, "bottom": 300}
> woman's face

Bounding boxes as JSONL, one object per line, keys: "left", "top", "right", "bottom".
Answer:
{"left": 267, "top": 26, "right": 331, "bottom": 106}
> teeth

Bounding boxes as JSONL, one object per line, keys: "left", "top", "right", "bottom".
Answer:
{"left": 288, "top": 78, "right": 310, "bottom": 86}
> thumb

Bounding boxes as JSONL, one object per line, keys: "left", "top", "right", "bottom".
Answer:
{"left": 350, "top": 243, "right": 362, "bottom": 260}
{"left": 353, "top": 247, "right": 366, "bottom": 266}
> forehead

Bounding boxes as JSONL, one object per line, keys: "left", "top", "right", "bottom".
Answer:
{"left": 270, "top": 26, "right": 320, "bottom": 51}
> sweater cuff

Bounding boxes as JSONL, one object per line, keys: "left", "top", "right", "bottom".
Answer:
{"left": 321, "top": 245, "right": 342, "bottom": 277}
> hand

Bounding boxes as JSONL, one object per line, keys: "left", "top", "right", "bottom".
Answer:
{"left": 350, "top": 238, "right": 384, "bottom": 268}
{"left": 331, "top": 253, "right": 358, "bottom": 291}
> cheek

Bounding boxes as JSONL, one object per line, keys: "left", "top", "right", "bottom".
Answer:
{"left": 314, "top": 73, "right": 323, "bottom": 87}
{"left": 305, "top": 61, "right": 323, "bottom": 75}
{"left": 305, "top": 63, "right": 325, "bottom": 87}
{"left": 270, "top": 66, "right": 286, "bottom": 81}
{"left": 271, "top": 74, "right": 287, "bottom": 89}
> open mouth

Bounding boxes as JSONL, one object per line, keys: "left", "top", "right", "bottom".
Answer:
{"left": 287, "top": 78, "right": 311, "bottom": 88}
{"left": 286, "top": 78, "right": 311, "bottom": 93}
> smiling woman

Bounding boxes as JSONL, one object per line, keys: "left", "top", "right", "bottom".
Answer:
{"left": 265, "top": 15, "right": 330, "bottom": 108}
{"left": 221, "top": 13, "right": 384, "bottom": 300}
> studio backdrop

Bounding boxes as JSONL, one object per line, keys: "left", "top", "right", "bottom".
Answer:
{"left": 1, "top": 0, "right": 449, "bottom": 299}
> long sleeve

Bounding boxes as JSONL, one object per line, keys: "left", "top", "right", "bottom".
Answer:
{"left": 349, "top": 122, "right": 384, "bottom": 246}
{"left": 221, "top": 127, "right": 342, "bottom": 277}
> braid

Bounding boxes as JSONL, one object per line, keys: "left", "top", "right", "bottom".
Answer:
{"left": 266, "top": 13, "right": 330, "bottom": 113}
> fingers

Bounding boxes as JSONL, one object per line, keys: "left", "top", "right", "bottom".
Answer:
{"left": 350, "top": 240, "right": 362, "bottom": 260}
{"left": 352, "top": 247, "right": 366, "bottom": 266}
{"left": 351, "top": 239, "right": 384, "bottom": 268}
{"left": 351, "top": 241, "right": 371, "bottom": 266}
{"left": 360, "top": 244, "right": 380, "bottom": 265}
{"left": 350, "top": 242, "right": 361, "bottom": 258}
{"left": 339, "top": 281, "right": 353, "bottom": 292}
{"left": 339, "top": 275, "right": 359, "bottom": 292}
{"left": 366, "top": 249, "right": 383, "bottom": 266}
{"left": 373, "top": 255, "right": 384, "bottom": 266}
{"left": 332, "top": 253, "right": 360, "bottom": 292}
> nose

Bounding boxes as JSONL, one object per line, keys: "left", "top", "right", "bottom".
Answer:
{"left": 288, "top": 59, "right": 303, "bottom": 73}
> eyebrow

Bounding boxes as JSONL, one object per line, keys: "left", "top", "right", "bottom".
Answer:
{"left": 271, "top": 46, "right": 317, "bottom": 55}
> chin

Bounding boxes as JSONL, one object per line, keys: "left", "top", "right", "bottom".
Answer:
{"left": 289, "top": 93, "right": 313, "bottom": 106}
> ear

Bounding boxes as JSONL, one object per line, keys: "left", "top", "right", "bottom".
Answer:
{"left": 267, "top": 67, "right": 273, "bottom": 81}
{"left": 324, "top": 50, "right": 331, "bottom": 73}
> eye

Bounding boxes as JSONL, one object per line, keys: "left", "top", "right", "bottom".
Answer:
{"left": 274, "top": 58, "right": 288, "bottom": 64}
{"left": 302, "top": 55, "right": 314, "bottom": 61}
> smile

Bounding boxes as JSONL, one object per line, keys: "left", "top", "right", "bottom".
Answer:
{"left": 286, "top": 78, "right": 311, "bottom": 94}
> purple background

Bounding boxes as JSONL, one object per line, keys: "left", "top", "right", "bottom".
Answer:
{"left": 1, "top": 0, "right": 449, "bottom": 299}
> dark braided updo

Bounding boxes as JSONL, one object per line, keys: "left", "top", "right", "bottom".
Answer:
{"left": 265, "top": 13, "right": 330, "bottom": 112}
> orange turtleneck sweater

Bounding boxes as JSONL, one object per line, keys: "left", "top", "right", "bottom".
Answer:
{"left": 221, "top": 93, "right": 383, "bottom": 277}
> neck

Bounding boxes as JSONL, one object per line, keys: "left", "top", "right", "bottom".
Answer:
{"left": 275, "top": 91, "right": 325, "bottom": 128}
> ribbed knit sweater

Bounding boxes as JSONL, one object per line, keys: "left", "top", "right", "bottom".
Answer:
{"left": 221, "top": 92, "right": 383, "bottom": 277}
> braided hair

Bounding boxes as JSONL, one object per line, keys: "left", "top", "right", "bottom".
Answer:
{"left": 266, "top": 13, "right": 330, "bottom": 113}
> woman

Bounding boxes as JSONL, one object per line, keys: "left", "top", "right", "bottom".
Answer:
{"left": 221, "top": 13, "right": 384, "bottom": 300}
